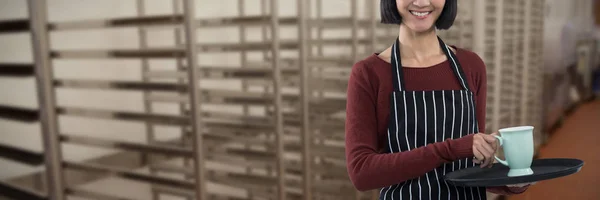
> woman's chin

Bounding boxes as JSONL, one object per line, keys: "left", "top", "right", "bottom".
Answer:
{"left": 407, "top": 24, "right": 435, "bottom": 34}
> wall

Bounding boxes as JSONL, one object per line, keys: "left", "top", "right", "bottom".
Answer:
{"left": 543, "top": 0, "right": 596, "bottom": 73}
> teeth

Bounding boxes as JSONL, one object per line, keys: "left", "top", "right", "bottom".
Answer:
{"left": 410, "top": 11, "right": 430, "bottom": 17}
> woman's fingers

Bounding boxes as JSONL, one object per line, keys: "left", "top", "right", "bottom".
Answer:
{"left": 478, "top": 141, "right": 495, "bottom": 157}
{"left": 473, "top": 148, "right": 485, "bottom": 165}
{"left": 486, "top": 133, "right": 500, "bottom": 151}
{"left": 477, "top": 142, "right": 496, "bottom": 168}
{"left": 485, "top": 153, "right": 495, "bottom": 168}
{"left": 507, "top": 182, "right": 536, "bottom": 187}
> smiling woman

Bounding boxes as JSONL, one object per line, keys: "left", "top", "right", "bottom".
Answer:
{"left": 380, "top": 0, "right": 455, "bottom": 31}
{"left": 344, "top": 0, "right": 531, "bottom": 199}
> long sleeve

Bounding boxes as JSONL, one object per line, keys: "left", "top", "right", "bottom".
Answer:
{"left": 473, "top": 55, "right": 487, "bottom": 132}
{"left": 344, "top": 63, "right": 475, "bottom": 191}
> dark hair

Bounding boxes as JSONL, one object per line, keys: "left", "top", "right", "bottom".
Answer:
{"left": 380, "top": 0, "right": 457, "bottom": 30}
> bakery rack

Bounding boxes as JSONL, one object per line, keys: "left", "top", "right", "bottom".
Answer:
{"left": 470, "top": 0, "right": 545, "bottom": 134}
{"left": 467, "top": 1, "right": 546, "bottom": 199}
{"left": 526, "top": 0, "right": 546, "bottom": 148}
{"left": 20, "top": 0, "right": 207, "bottom": 199}
{"left": 144, "top": 0, "right": 396, "bottom": 199}
{"left": 0, "top": 1, "right": 63, "bottom": 199}
{"left": 3, "top": 0, "right": 388, "bottom": 200}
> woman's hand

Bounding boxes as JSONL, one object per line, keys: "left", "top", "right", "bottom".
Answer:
{"left": 507, "top": 182, "right": 536, "bottom": 188}
{"left": 472, "top": 132, "right": 500, "bottom": 168}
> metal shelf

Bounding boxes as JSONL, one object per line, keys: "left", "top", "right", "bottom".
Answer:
{"left": 57, "top": 107, "right": 189, "bottom": 125}
{"left": 60, "top": 134, "right": 194, "bottom": 157}
{"left": 64, "top": 161, "right": 196, "bottom": 189}
{"left": 50, "top": 48, "right": 186, "bottom": 59}
{"left": 0, "top": 64, "right": 35, "bottom": 77}
{"left": 65, "top": 188, "right": 138, "bottom": 200}
{"left": 0, "top": 143, "right": 44, "bottom": 166}
{"left": 0, "top": 19, "right": 31, "bottom": 34}
{"left": 54, "top": 79, "right": 188, "bottom": 92}
{"left": 0, "top": 181, "right": 47, "bottom": 200}
{"left": 0, "top": 1, "right": 64, "bottom": 198}
{"left": 0, "top": 105, "right": 39, "bottom": 122}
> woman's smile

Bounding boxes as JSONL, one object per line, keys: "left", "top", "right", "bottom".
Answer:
{"left": 409, "top": 10, "right": 432, "bottom": 19}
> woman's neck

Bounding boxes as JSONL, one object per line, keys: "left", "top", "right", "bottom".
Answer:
{"left": 397, "top": 25, "right": 442, "bottom": 61}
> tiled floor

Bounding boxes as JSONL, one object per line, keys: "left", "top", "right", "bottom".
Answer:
{"left": 508, "top": 100, "right": 600, "bottom": 200}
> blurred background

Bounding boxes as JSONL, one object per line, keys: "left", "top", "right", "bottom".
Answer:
{"left": 0, "top": 0, "right": 598, "bottom": 200}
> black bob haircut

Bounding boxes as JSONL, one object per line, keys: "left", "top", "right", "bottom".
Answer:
{"left": 380, "top": 0, "right": 457, "bottom": 30}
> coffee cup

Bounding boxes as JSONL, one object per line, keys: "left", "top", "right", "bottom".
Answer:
{"left": 493, "top": 126, "right": 535, "bottom": 177}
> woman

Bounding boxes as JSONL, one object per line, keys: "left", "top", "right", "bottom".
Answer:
{"left": 344, "top": 0, "right": 531, "bottom": 199}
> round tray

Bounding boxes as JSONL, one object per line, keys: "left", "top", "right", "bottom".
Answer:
{"left": 444, "top": 158, "right": 584, "bottom": 187}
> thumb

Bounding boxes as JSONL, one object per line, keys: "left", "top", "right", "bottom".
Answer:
{"left": 483, "top": 134, "right": 499, "bottom": 143}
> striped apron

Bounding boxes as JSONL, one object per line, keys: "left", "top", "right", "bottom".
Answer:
{"left": 379, "top": 37, "right": 487, "bottom": 200}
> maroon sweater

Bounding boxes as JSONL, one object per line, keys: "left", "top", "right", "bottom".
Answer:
{"left": 344, "top": 48, "right": 527, "bottom": 195}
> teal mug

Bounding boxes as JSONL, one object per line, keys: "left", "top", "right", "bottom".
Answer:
{"left": 493, "top": 126, "right": 535, "bottom": 177}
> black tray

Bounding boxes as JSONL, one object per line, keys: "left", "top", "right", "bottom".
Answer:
{"left": 444, "top": 158, "right": 584, "bottom": 187}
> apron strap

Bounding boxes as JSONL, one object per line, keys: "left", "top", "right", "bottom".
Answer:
{"left": 437, "top": 36, "right": 471, "bottom": 92}
{"left": 390, "top": 36, "right": 472, "bottom": 92}
{"left": 391, "top": 38, "right": 406, "bottom": 91}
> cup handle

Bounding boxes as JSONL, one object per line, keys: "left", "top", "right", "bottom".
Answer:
{"left": 493, "top": 135, "right": 509, "bottom": 166}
